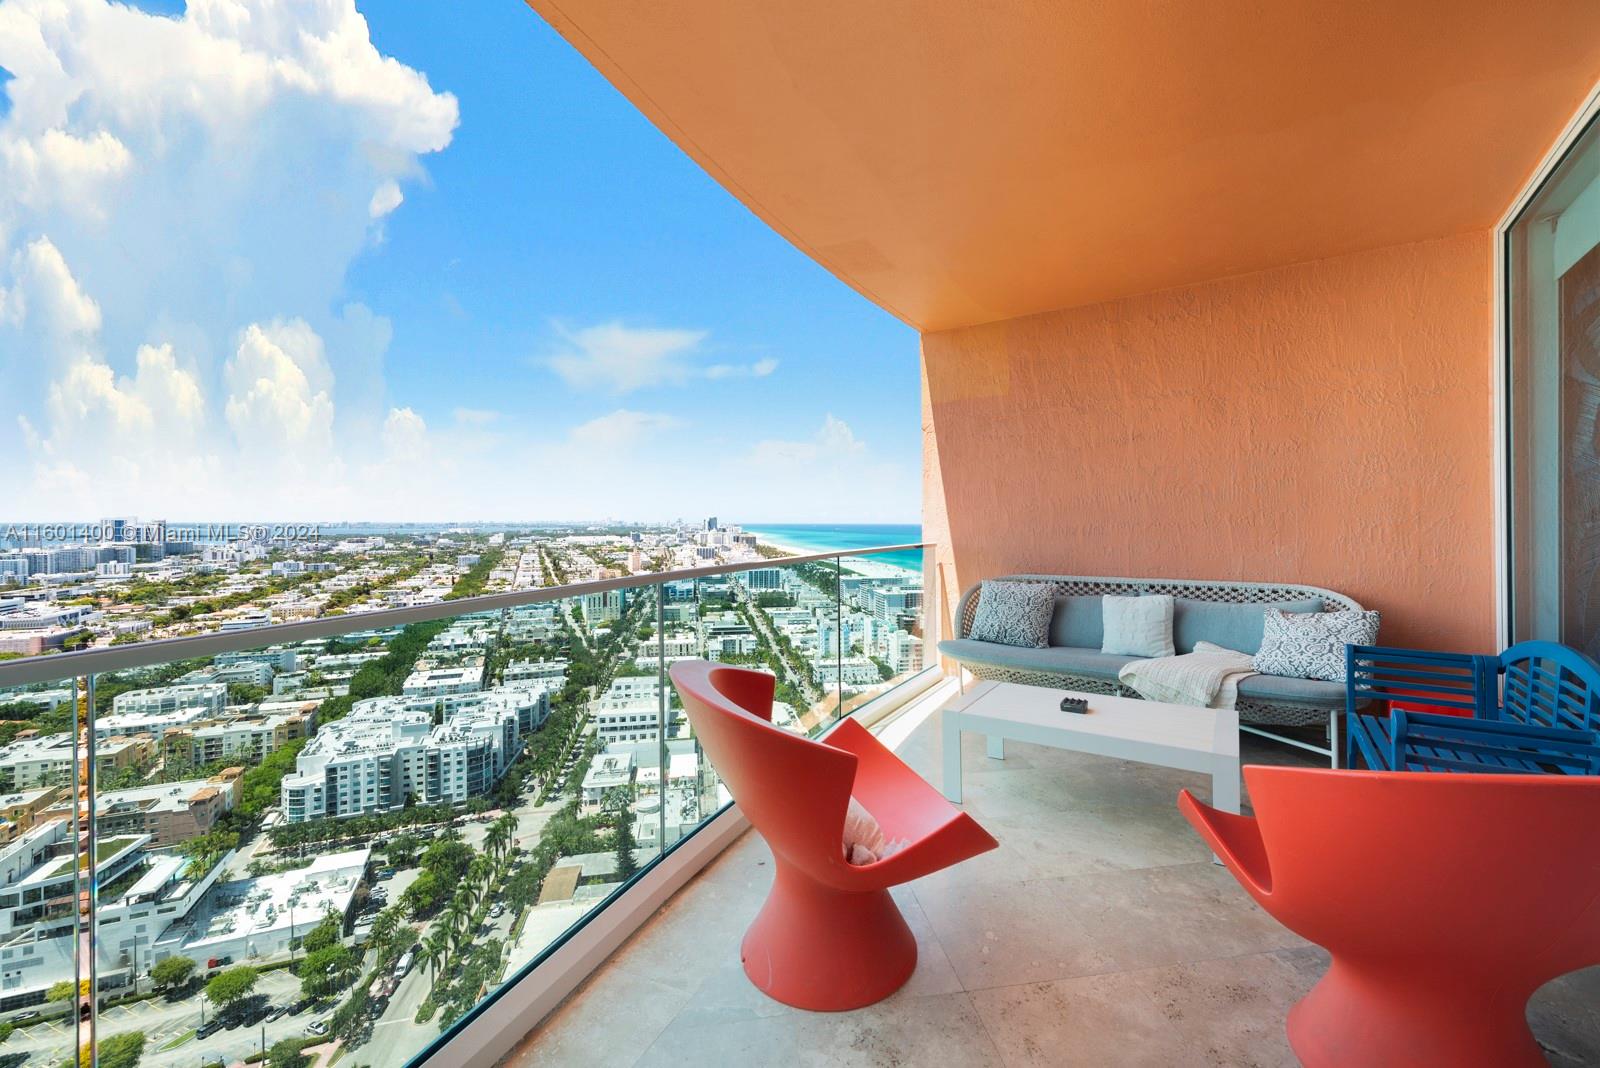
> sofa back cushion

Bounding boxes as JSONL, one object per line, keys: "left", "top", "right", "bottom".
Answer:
{"left": 1048, "top": 595, "right": 1105, "bottom": 649}
{"left": 1172, "top": 597, "right": 1324, "bottom": 655}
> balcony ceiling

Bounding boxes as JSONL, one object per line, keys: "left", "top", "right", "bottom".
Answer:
{"left": 527, "top": 0, "right": 1600, "bottom": 331}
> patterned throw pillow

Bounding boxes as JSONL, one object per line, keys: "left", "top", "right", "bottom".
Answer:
{"left": 1253, "top": 608, "right": 1381, "bottom": 683}
{"left": 969, "top": 580, "right": 1054, "bottom": 648}
{"left": 1101, "top": 594, "right": 1175, "bottom": 658}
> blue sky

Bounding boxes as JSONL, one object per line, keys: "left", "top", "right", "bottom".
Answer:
{"left": 0, "top": 0, "right": 920, "bottom": 523}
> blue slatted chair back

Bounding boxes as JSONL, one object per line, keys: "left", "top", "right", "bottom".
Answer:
{"left": 1344, "top": 645, "right": 1495, "bottom": 720}
{"left": 1497, "top": 641, "right": 1600, "bottom": 731}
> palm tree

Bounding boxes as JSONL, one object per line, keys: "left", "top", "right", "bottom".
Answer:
{"left": 488, "top": 824, "right": 509, "bottom": 865}
{"left": 445, "top": 895, "right": 472, "bottom": 950}
{"left": 468, "top": 857, "right": 491, "bottom": 895}
{"left": 423, "top": 928, "right": 449, "bottom": 983}
{"left": 370, "top": 908, "right": 400, "bottom": 955}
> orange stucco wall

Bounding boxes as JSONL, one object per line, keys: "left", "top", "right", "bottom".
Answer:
{"left": 923, "top": 232, "right": 1496, "bottom": 653}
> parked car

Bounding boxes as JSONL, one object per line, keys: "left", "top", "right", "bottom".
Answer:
{"left": 489, "top": 903, "right": 504, "bottom": 918}
{"left": 267, "top": 1005, "right": 290, "bottom": 1022}
{"left": 9, "top": 1011, "right": 38, "bottom": 1024}
{"left": 305, "top": 1019, "right": 329, "bottom": 1037}
{"left": 197, "top": 1019, "right": 221, "bottom": 1039}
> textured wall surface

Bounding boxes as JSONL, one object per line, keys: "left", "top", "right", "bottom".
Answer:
{"left": 923, "top": 232, "right": 1496, "bottom": 653}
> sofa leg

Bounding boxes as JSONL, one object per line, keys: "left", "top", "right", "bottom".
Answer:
{"left": 1329, "top": 711, "right": 1340, "bottom": 769}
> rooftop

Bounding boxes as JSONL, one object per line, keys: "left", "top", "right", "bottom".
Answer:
{"left": 176, "top": 846, "right": 370, "bottom": 950}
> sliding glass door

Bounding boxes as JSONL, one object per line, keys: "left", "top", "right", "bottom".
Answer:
{"left": 1507, "top": 114, "right": 1600, "bottom": 655}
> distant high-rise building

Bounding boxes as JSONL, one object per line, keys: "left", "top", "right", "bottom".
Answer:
{"left": 704, "top": 517, "right": 718, "bottom": 531}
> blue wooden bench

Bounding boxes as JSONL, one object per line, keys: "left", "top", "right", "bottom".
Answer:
{"left": 1344, "top": 641, "right": 1600, "bottom": 773}
{"left": 1347, "top": 708, "right": 1600, "bottom": 774}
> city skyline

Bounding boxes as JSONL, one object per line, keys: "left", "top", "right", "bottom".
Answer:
{"left": 0, "top": 0, "right": 921, "bottom": 523}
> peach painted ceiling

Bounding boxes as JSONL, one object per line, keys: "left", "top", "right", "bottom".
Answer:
{"left": 527, "top": 0, "right": 1600, "bottom": 331}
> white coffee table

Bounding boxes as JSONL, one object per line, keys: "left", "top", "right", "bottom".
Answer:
{"left": 941, "top": 681, "right": 1241, "bottom": 814}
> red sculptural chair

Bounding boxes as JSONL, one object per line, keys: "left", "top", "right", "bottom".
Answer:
{"left": 1179, "top": 766, "right": 1600, "bottom": 1068}
{"left": 670, "top": 659, "right": 998, "bottom": 1011}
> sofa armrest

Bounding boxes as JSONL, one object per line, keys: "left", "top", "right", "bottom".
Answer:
{"left": 953, "top": 583, "right": 985, "bottom": 641}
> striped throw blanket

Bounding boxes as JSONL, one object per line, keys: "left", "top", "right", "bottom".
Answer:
{"left": 1117, "top": 641, "right": 1257, "bottom": 709}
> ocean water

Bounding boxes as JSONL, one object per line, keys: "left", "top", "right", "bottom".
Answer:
{"left": 742, "top": 523, "right": 924, "bottom": 573}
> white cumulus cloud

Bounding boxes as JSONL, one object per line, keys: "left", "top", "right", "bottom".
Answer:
{"left": 568, "top": 409, "right": 683, "bottom": 449}
{"left": 546, "top": 321, "right": 780, "bottom": 393}
{"left": 224, "top": 320, "right": 336, "bottom": 455}
{"left": 369, "top": 180, "right": 404, "bottom": 219}
{"left": 0, "top": 0, "right": 457, "bottom": 516}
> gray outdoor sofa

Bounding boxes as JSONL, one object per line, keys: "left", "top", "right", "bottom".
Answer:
{"left": 938, "top": 574, "right": 1370, "bottom": 764}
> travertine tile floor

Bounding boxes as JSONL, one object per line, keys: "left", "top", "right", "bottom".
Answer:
{"left": 503, "top": 695, "right": 1600, "bottom": 1067}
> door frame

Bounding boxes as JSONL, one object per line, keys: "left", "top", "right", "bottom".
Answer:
{"left": 1494, "top": 81, "right": 1600, "bottom": 649}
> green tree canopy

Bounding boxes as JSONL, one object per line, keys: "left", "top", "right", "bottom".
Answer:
{"left": 301, "top": 913, "right": 341, "bottom": 955}
{"left": 61, "top": 1030, "right": 145, "bottom": 1068}
{"left": 205, "top": 965, "right": 258, "bottom": 1010}
{"left": 402, "top": 869, "right": 446, "bottom": 918}
{"left": 267, "top": 1038, "right": 311, "bottom": 1068}
{"left": 150, "top": 956, "right": 195, "bottom": 990}
{"left": 45, "top": 979, "right": 86, "bottom": 1003}
{"left": 297, "top": 944, "right": 358, "bottom": 1001}
{"left": 421, "top": 838, "right": 473, "bottom": 883}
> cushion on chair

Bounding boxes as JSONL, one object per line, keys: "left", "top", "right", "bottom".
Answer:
{"left": 1254, "top": 608, "right": 1381, "bottom": 683}
{"left": 937, "top": 638, "right": 1141, "bottom": 681}
{"left": 1172, "top": 597, "right": 1324, "bottom": 655}
{"left": 1234, "top": 672, "right": 1348, "bottom": 708}
{"left": 969, "top": 580, "right": 1054, "bottom": 648}
{"left": 843, "top": 796, "right": 906, "bottom": 865}
{"left": 1048, "top": 595, "right": 1104, "bottom": 648}
{"left": 1102, "top": 595, "right": 1175, "bottom": 658}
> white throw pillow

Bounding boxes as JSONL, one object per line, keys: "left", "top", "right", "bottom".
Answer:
{"left": 1101, "top": 594, "right": 1175, "bottom": 658}
{"left": 1253, "top": 608, "right": 1381, "bottom": 683}
{"left": 842, "top": 797, "right": 905, "bottom": 866}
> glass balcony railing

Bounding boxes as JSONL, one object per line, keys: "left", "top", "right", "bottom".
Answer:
{"left": 0, "top": 543, "right": 933, "bottom": 1067}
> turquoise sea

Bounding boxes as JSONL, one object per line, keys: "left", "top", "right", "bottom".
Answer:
{"left": 742, "top": 523, "right": 924, "bottom": 573}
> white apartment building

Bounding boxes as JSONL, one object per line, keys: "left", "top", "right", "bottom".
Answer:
{"left": 580, "top": 750, "right": 635, "bottom": 812}
{"left": 111, "top": 682, "right": 227, "bottom": 719}
{"left": 181, "top": 660, "right": 275, "bottom": 689}
{"left": 504, "top": 658, "right": 569, "bottom": 686}
{"left": 402, "top": 662, "right": 485, "bottom": 698}
{"left": 742, "top": 568, "right": 785, "bottom": 591}
{"left": 580, "top": 588, "right": 628, "bottom": 623}
{"left": 279, "top": 689, "right": 535, "bottom": 822}
{"left": 593, "top": 676, "right": 662, "bottom": 743}
{"left": 862, "top": 584, "right": 924, "bottom": 624}
{"left": 883, "top": 630, "right": 924, "bottom": 675}
{"left": 280, "top": 705, "right": 434, "bottom": 822}
{"left": 811, "top": 657, "right": 884, "bottom": 688}
{"left": 219, "top": 609, "right": 273, "bottom": 632}
{"left": 0, "top": 735, "right": 77, "bottom": 791}
{"left": 173, "top": 709, "right": 314, "bottom": 766}
{"left": 94, "top": 703, "right": 213, "bottom": 742}
{"left": 216, "top": 648, "right": 298, "bottom": 673}
{"left": 0, "top": 734, "right": 147, "bottom": 792}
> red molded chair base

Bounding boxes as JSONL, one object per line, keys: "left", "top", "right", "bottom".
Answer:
{"left": 740, "top": 859, "right": 917, "bottom": 1011}
{"left": 1289, "top": 960, "right": 1545, "bottom": 1068}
